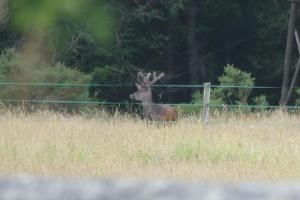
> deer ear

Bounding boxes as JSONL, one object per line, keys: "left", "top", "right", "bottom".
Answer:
{"left": 135, "top": 83, "right": 142, "bottom": 90}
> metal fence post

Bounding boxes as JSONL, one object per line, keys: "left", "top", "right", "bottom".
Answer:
{"left": 202, "top": 82, "right": 211, "bottom": 124}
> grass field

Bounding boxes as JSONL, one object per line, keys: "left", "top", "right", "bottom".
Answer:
{"left": 1, "top": 108, "right": 300, "bottom": 181}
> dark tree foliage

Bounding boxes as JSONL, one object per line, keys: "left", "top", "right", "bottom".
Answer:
{"left": 0, "top": 0, "right": 296, "bottom": 105}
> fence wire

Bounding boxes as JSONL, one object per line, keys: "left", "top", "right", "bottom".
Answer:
{"left": 0, "top": 81, "right": 287, "bottom": 88}
{"left": 0, "top": 81, "right": 299, "bottom": 110}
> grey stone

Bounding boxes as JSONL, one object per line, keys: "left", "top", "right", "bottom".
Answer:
{"left": 0, "top": 177, "right": 300, "bottom": 200}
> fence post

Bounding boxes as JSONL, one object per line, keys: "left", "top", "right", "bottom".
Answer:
{"left": 202, "top": 82, "right": 211, "bottom": 124}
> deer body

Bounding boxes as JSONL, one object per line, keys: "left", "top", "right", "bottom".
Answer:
{"left": 130, "top": 72, "right": 177, "bottom": 122}
{"left": 147, "top": 104, "right": 177, "bottom": 121}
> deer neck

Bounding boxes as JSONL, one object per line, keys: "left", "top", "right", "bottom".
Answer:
{"left": 141, "top": 92, "right": 154, "bottom": 116}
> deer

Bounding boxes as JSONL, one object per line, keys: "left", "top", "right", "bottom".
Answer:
{"left": 129, "top": 71, "right": 177, "bottom": 121}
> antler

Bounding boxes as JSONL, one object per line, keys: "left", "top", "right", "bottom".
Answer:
{"left": 149, "top": 71, "right": 165, "bottom": 85}
{"left": 143, "top": 72, "right": 151, "bottom": 85}
{"left": 136, "top": 71, "right": 165, "bottom": 88}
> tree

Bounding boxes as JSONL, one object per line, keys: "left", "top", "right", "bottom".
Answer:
{"left": 0, "top": 0, "right": 295, "bottom": 106}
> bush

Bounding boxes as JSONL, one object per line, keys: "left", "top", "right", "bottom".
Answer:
{"left": 295, "top": 89, "right": 300, "bottom": 106}
{"left": 0, "top": 48, "right": 91, "bottom": 103}
{"left": 184, "top": 64, "right": 256, "bottom": 115}
{"left": 253, "top": 95, "right": 269, "bottom": 111}
{"left": 179, "top": 89, "right": 224, "bottom": 115}
{"left": 215, "top": 64, "right": 255, "bottom": 104}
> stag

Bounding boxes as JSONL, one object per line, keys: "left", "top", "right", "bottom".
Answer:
{"left": 130, "top": 72, "right": 177, "bottom": 121}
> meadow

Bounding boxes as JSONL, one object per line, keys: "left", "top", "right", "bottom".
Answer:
{"left": 1, "top": 107, "right": 300, "bottom": 182}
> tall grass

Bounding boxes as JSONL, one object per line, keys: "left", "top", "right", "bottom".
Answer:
{"left": 0, "top": 107, "right": 300, "bottom": 181}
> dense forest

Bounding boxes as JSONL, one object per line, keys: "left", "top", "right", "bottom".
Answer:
{"left": 0, "top": 0, "right": 299, "bottom": 108}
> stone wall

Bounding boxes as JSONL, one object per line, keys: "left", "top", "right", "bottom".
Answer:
{"left": 0, "top": 177, "right": 300, "bottom": 200}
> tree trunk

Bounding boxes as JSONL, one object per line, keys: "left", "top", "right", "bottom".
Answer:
{"left": 166, "top": 21, "right": 175, "bottom": 76}
{"left": 199, "top": 49, "right": 206, "bottom": 83}
{"left": 0, "top": 0, "right": 8, "bottom": 32}
{"left": 280, "top": 0, "right": 298, "bottom": 106}
{"left": 188, "top": 0, "right": 199, "bottom": 90}
{"left": 283, "top": 30, "right": 300, "bottom": 105}
{"left": 164, "top": 18, "right": 176, "bottom": 102}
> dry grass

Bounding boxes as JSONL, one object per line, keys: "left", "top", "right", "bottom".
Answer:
{"left": 1, "top": 108, "right": 300, "bottom": 181}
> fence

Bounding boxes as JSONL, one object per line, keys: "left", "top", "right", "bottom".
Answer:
{"left": 0, "top": 81, "right": 300, "bottom": 124}
{"left": 1, "top": 177, "right": 300, "bottom": 200}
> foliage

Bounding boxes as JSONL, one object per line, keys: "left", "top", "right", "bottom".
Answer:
{"left": 179, "top": 88, "right": 224, "bottom": 114}
{"left": 0, "top": 0, "right": 295, "bottom": 107}
{"left": 215, "top": 64, "right": 255, "bottom": 104}
{"left": 89, "top": 65, "right": 136, "bottom": 106}
{"left": 295, "top": 89, "right": 300, "bottom": 106}
{"left": 0, "top": 49, "right": 91, "bottom": 101}
{"left": 183, "top": 64, "right": 256, "bottom": 114}
{"left": 5, "top": 0, "right": 115, "bottom": 74}
{"left": 253, "top": 95, "right": 269, "bottom": 111}
{"left": 10, "top": 0, "right": 114, "bottom": 42}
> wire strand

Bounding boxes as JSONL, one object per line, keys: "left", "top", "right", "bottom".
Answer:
{"left": 0, "top": 82, "right": 286, "bottom": 89}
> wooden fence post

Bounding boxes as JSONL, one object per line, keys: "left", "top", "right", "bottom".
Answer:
{"left": 202, "top": 82, "right": 211, "bottom": 124}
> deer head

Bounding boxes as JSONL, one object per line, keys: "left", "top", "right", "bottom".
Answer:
{"left": 129, "top": 71, "right": 165, "bottom": 102}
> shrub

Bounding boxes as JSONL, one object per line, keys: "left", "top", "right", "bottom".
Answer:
{"left": 179, "top": 89, "right": 224, "bottom": 115}
{"left": 215, "top": 64, "right": 255, "bottom": 104}
{"left": 182, "top": 64, "right": 258, "bottom": 115}
{"left": 253, "top": 95, "right": 269, "bottom": 111}
{"left": 0, "top": 48, "right": 91, "bottom": 103}
{"left": 295, "top": 89, "right": 300, "bottom": 106}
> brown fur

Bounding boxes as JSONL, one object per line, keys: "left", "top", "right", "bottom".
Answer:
{"left": 161, "top": 107, "right": 177, "bottom": 121}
